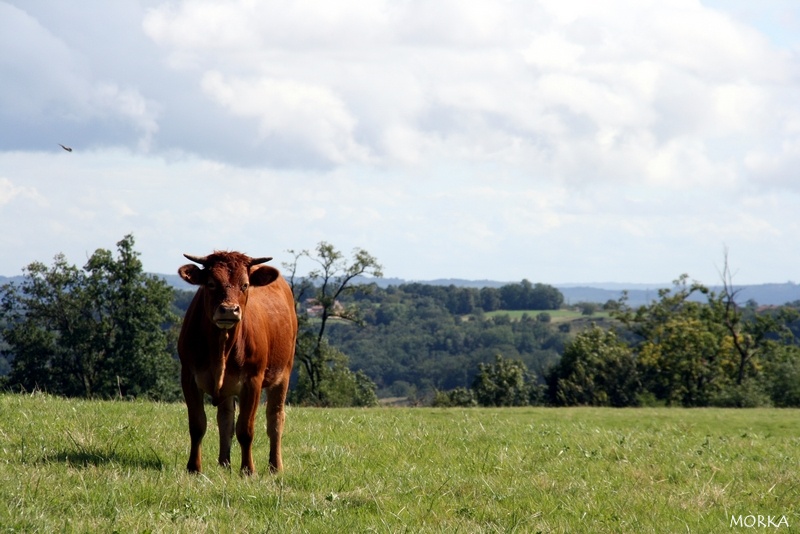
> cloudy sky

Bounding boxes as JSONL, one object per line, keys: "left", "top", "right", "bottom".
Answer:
{"left": 1, "top": 1, "right": 799, "bottom": 285}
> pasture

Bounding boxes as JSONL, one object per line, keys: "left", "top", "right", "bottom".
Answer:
{"left": 0, "top": 394, "right": 798, "bottom": 532}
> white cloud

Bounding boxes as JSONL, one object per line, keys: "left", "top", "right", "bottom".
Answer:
{"left": 0, "top": 177, "right": 45, "bottom": 207}
{"left": 92, "top": 83, "right": 161, "bottom": 151}
{"left": 136, "top": 0, "right": 800, "bottom": 195}
{"left": 200, "top": 71, "right": 369, "bottom": 165}
{"left": 522, "top": 33, "right": 585, "bottom": 70}
{"left": 2, "top": 1, "right": 800, "bottom": 284}
{"left": 712, "top": 83, "right": 769, "bottom": 134}
{"left": 745, "top": 138, "right": 800, "bottom": 189}
{"left": 0, "top": 2, "right": 162, "bottom": 151}
{"left": 0, "top": 4, "right": 86, "bottom": 117}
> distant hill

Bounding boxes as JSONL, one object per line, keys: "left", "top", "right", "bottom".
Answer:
{"left": 4, "top": 274, "right": 799, "bottom": 307}
{"left": 557, "top": 283, "right": 800, "bottom": 307}
{"left": 0, "top": 275, "right": 24, "bottom": 286}
{"left": 354, "top": 278, "right": 800, "bottom": 307}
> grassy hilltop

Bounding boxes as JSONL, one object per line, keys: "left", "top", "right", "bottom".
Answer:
{"left": 0, "top": 394, "right": 798, "bottom": 532}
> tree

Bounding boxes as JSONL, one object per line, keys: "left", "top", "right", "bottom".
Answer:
{"left": 291, "top": 342, "right": 377, "bottom": 407}
{"left": 714, "top": 251, "right": 782, "bottom": 386}
{"left": 613, "top": 275, "right": 728, "bottom": 406}
{"left": 432, "top": 387, "right": 476, "bottom": 407}
{"left": 577, "top": 302, "right": 599, "bottom": 316}
{"left": 285, "top": 242, "right": 382, "bottom": 406}
{"left": 0, "top": 235, "right": 179, "bottom": 399}
{"left": 637, "top": 314, "right": 725, "bottom": 406}
{"left": 529, "top": 283, "right": 565, "bottom": 310}
{"left": 479, "top": 287, "right": 502, "bottom": 311}
{"left": 498, "top": 280, "right": 564, "bottom": 310}
{"left": 548, "top": 326, "right": 640, "bottom": 407}
{"left": 763, "top": 344, "right": 800, "bottom": 407}
{"left": 472, "top": 354, "right": 537, "bottom": 406}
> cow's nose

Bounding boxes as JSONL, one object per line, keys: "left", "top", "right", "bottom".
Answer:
{"left": 218, "top": 304, "right": 241, "bottom": 318}
{"left": 213, "top": 304, "right": 241, "bottom": 329}
{"left": 213, "top": 304, "right": 240, "bottom": 329}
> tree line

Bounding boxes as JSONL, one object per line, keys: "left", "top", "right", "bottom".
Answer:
{"left": 1, "top": 236, "right": 798, "bottom": 408}
{"left": 0, "top": 235, "right": 179, "bottom": 400}
{"left": 395, "top": 279, "right": 564, "bottom": 315}
{"left": 434, "top": 275, "right": 800, "bottom": 408}
{"left": 323, "top": 283, "right": 567, "bottom": 400}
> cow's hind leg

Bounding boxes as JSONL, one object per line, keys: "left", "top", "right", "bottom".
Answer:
{"left": 266, "top": 379, "right": 289, "bottom": 473}
{"left": 216, "top": 396, "right": 236, "bottom": 468}
{"left": 182, "top": 372, "right": 207, "bottom": 473}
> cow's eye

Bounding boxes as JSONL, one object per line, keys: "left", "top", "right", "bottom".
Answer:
{"left": 207, "top": 281, "right": 217, "bottom": 290}
{"left": 241, "top": 283, "right": 249, "bottom": 292}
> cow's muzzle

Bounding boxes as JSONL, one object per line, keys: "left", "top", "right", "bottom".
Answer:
{"left": 213, "top": 304, "right": 241, "bottom": 329}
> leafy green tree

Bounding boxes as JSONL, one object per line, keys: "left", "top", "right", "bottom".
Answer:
{"left": 499, "top": 280, "right": 527, "bottom": 309}
{"left": 763, "top": 344, "right": 800, "bottom": 407}
{"left": 498, "top": 280, "right": 564, "bottom": 310}
{"left": 472, "top": 354, "right": 537, "bottom": 406}
{"left": 290, "top": 342, "right": 377, "bottom": 407}
{"left": 638, "top": 314, "right": 726, "bottom": 406}
{"left": 548, "top": 326, "right": 640, "bottom": 407}
{"left": 577, "top": 302, "right": 599, "bottom": 316}
{"left": 614, "top": 276, "right": 727, "bottom": 406}
{"left": 450, "top": 287, "right": 476, "bottom": 315}
{"left": 479, "top": 287, "right": 502, "bottom": 311}
{"left": 285, "top": 242, "right": 382, "bottom": 406}
{"left": 529, "top": 282, "right": 565, "bottom": 310}
{"left": 613, "top": 260, "right": 793, "bottom": 407}
{"left": 0, "top": 235, "right": 179, "bottom": 399}
{"left": 711, "top": 255, "right": 788, "bottom": 387}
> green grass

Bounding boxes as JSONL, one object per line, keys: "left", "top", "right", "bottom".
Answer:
{"left": 1, "top": 394, "right": 799, "bottom": 532}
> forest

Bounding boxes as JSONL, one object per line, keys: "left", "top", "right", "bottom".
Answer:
{"left": 306, "top": 277, "right": 800, "bottom": 407}
{"left": 321, "top": 282, "right": 570, "bottom": 398}
{"left": 1, "top": 237, "right": 799, "bottom": 408}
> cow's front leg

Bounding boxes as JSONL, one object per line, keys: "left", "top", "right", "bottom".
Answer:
{"left": 182, "top": 371, "right": 207, "bottom": 473}
{"left": 266, "top": 379, "right": 290, "bottom": 473}
{"left": 236, "top": 377, "right": 263, "bottom": 475}
{"left": 216, "top": 396, "right": 236, "bottom": 468}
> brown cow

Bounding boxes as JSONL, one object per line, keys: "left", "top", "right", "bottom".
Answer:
{"left": 177, "top": 251, "right": 297, "bottom": 475}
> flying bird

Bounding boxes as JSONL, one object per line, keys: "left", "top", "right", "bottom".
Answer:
{"left": 58, "top": 144, "right": 73, "bottom": 152}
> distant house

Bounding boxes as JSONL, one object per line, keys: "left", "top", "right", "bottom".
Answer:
{"left": 304, "top": 298, "right": 345, "bottom": 318}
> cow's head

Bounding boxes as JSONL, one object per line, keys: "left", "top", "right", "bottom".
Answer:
{"left": 178, "top": 251, "right": 280, "bottom": 330}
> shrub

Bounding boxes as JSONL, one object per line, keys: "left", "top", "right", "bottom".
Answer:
{"left": 548, "top": 326, "right": 640, "bottom": 407}
{"left": 472, "top": 355, "right": 534, "bottom": 407}
{"left": 432, "top": 387, "right": 476, "bottom": 407}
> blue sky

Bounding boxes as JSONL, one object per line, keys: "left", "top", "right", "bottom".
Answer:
{"left": 1, "top": 1, "right": 799, "bottom": 285}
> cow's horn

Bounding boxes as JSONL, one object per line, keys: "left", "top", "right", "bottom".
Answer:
{"left": 183, "top": 254, "right": 208, "bottom": 265}
{"left": 249, "top": 256, "right": 273, "bottom": 266}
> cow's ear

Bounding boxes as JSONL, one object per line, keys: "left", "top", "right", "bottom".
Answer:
{"left": 178, "top": 264, "right": 205, "bottom": 285}
{"left": 249, "top": 265, "right": 280, "bottom": 287}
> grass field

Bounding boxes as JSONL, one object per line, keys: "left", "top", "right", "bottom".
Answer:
{"left": 1, "top": 394, "right": 798, "bottom": 532}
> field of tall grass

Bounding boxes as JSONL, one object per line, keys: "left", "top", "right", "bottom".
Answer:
{"left": 0, "top": 393, "right": 798, "bottom": 532}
